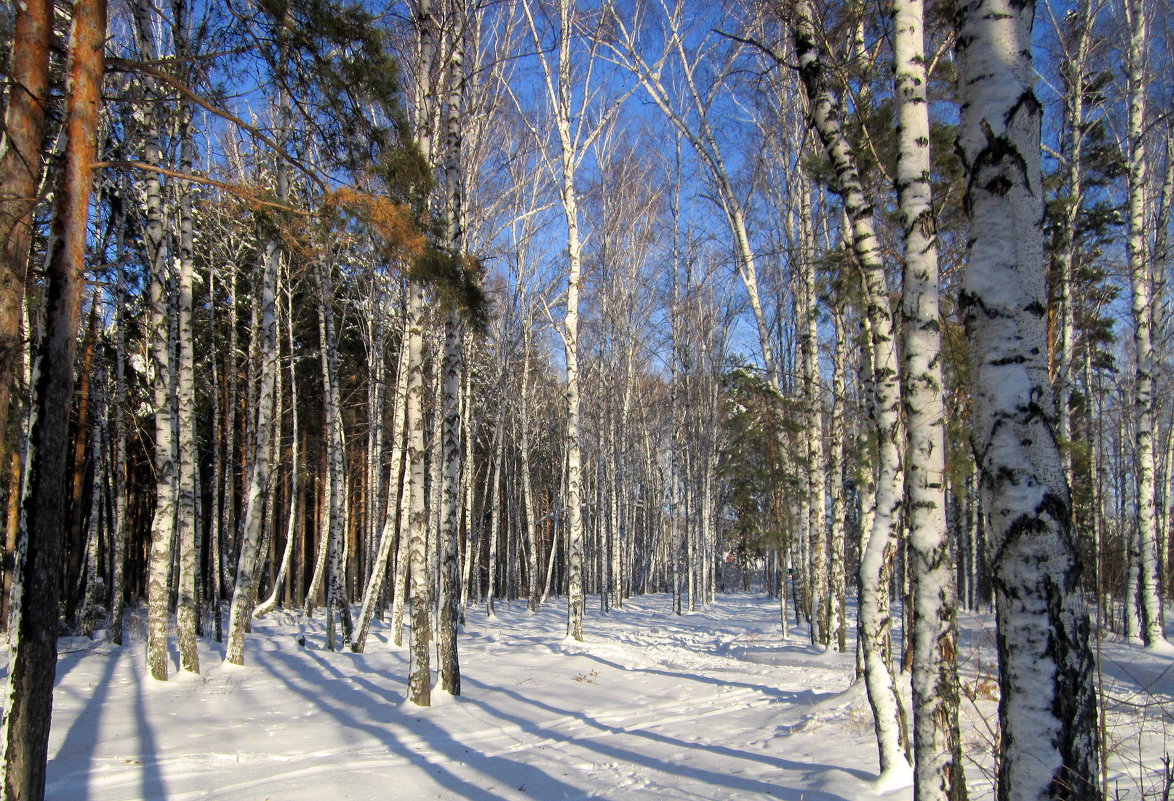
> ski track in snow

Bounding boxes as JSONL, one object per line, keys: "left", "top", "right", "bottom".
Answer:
{"left": 4, "top": 594, "right": 1171, "bottom": 800}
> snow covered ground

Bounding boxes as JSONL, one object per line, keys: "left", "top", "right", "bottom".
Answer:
{"left": 18, "top": 593, "right": 1174, "bottom": 800}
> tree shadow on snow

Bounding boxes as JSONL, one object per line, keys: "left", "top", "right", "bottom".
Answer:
{"left": 45, "top": 645, "right": 126, "bottom": 801}
{"left": 255, "top": 647, "right": 583, "bottom": 801}
{"left": 463, "top": 675, "right": 863, "bottom": 801}
{"left": 578, "top": 649, "right": 852, "bottom": 712}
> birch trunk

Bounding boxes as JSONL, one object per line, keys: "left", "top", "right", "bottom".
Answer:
{"left": 405, "top": 285, "right": 432, "bottom": 706}
{"left": 893, "top": 0, "right": 964, "bottom": 791}
{"left": 137, "top": 0, "right": 177, "bottom": 681}
{"left": 828, "top": 303, "right": 848, "bottom": 652}
{"left": 437, "top": 0, "right": 467, "bottom": 691}
{"left": 358, "top": 308, "right": 411, "bottom": 649}
{"left": 798, "top": 203, "right": 826, "bottom": 645}
{"left": 79, "top": 373, "right": 105, "bottom": 640}
{"left": 954, "top": 0, "right": 1102, "bottom": 791}
{"left": 224, "top": 235, "right": 281, "bottom": 666}
{"left": 788, "top": 0, "right": 910, "bottom": 782}
{"left": 438, "top": 314, "right": 463, "bottom": 694}
{"left": 551, "top": 0, "right": 586, "bottom": 641}
{"left": 520, "top": 334, "right": 541, "bottom": 612}
{"left": 1123, "top": 0, "right": 1165, "bottom": 648}
{"left": 255, "top": 269, "right": 299, "bottom": 618}
{"left": 317, "top": 263, "right": 350, "bottom": 650}
{"left": 174, "top": 94, "right": 200, "bottom": 674}
{"left": 109, "top": 244, "right": 129, "bottom": 646}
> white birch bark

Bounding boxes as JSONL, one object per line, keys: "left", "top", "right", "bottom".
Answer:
{"left": 828, "top": 303, "right": 848, "bottom": 652}
{"left": 224, "top": 236, "right": 281, "bottom": 666}
{"left": 438, "top": 313, "right": 463, "bottom": 694}
{"left": 174, "top": 98, "right": 199, "bottom": 675}
{"left": 893, "top": 0, "right": 963, "bottom": 792}
{"left": 797, "top": 202, "right": 826, "bottom": 645}
{"left": 520, "top": 332, "right": 541, "bottom": 612}
{"left": 405, "top": 285, "right": 432, "bottom": 706}
{"left": 518, "top": 0, "right": 587, "bottom": 640}
{"left": 437, "top": 0, "right": 467, "bottom": 688}
{"left": 787, "top": 0, "right": 910, "bottom": 781}
{"left": 79, "top": 371, "right": 105, "bottom": 640}
{"left": 255, "top": 269, "right": 299, "bottom": 618}
{"left": 316, "top": 262, "right": 350, "bottom": 650}
{"left": 954, "top": 0, "right": 1103, "bottom": 792}
{"left": 1123, "top": 0, "right": 1165, "bottom": 648}
{"left": 134, "top": 0, "right": 176, "bottom": 683}
{"left": 354, "top": 305, "right": 410, "bottom": 651}
{"left": 109, "top": 212, "right": 130, "bottom": 647}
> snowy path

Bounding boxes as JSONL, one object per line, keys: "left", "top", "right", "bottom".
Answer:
{"left": 27, "top": 593, "right": 1174, "bottom": 800}
{"left": 41, "top": 595, "right": 888, "bottom": 801}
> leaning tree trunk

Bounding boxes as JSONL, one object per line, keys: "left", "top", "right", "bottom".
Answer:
{"left": 254, "top": 266, "right": 300, "bottom": 619}
{"left": 354, "top": 307, "right": 410, "bottom": 651}
{"left": 893, "top": 0, "right": 965, "bottom": 792}
{"left": 787, "top": 0, "right": 911, "bottom": 784}
{"left": 0, "top": 1, "right": 106, "bottom": 795}
{"left": 224, "top": 235, "right": 281, "bottom": 666}
{"left": 954, "top": 0, "right": 1103, "bottom": 794}
{"left": 224, "top": 59, "right": 289, "bottom": 665}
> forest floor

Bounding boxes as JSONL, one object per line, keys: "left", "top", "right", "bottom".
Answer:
{"left": 21, "top": 593, "right": 1174, "bottom": 800}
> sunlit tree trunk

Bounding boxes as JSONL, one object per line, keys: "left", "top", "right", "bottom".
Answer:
{"left": 174, "top": 70, "right": 200, "bottom": 673}
{"left": 255, "top": 266, "right": 300, "bottom": 619}
{"left": 0, "top": 0, "right": 106, "bottom": 794}
{"left": 828, "top": 302, "right": 848, "bottom": 652}
{"left": 954, "top": 0, "right": 1102, "bottom": 792}
{"left": 134, "top": 0, "right": 178, "bottom": 683}
{"left": 893, "top": 0, "right": 964, "bottom": 792}
{"left": 788, "top": 0, "right": 910, "bottom": 781}
{"left": 1123, "top": 0, "right": 1165, "bottom": 648}
{"left": 405, "top": 285, "right": 432, "bottom": 706}
{"left": 0, "top": 0, "right": 52, "bottom": 491}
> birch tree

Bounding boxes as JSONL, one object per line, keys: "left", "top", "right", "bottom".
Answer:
{"left": 954, "top": 0, "right": 1103, "bottom": 792}
{"left": 892, "top": 0, "right": 964, "bottom": 792}
{"left": 783, "top": 0, "right": 911, "bottom": 783}
{"left": 134, "top": 0, "right": 180, "bottom": 682}
{"left": 516, "top": 0, "right": 610, "bottom": 641}
{"left": 1122, "top": 0, "right": 1165, "bottom": 648}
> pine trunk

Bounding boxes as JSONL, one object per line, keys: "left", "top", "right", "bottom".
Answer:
{"left": 0, "top": 0, "right": 106, "bottom": 794}
{"left": 0, "top": 0, "right": 52, "bottom": 488}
